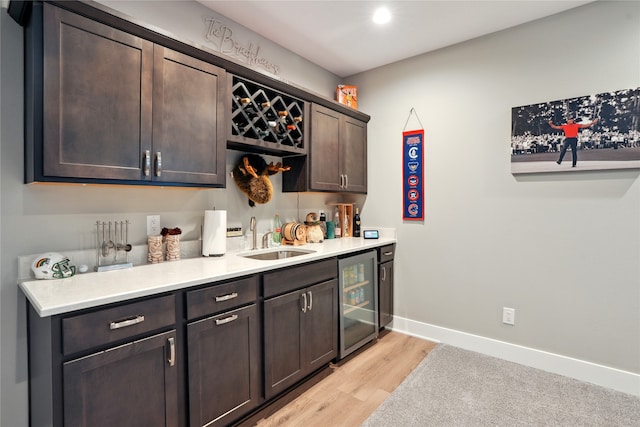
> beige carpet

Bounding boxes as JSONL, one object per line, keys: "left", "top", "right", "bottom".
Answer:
{"left": 362, "top": 344, "right": 640, "bottom": 426}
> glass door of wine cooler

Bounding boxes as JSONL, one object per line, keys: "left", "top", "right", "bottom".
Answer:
{"left": 338, "top": 250, "right": 378, "bottom": 359}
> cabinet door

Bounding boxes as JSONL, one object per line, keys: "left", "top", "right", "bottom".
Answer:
{"left": 379, "top": 261, "right": 394, "bottom": 328}
{"left": 187, "top": 304, "right": 260, "bottom": 427}
{"left": 341, "top": 116, "right": 367, "bottom": 193}
{"left": 63, "top": 330, "right": 178, "bottom": 427}
{"left": 309, "top": 104, "right": 342, "bottom": 191}
{"left": 42, "top": 3, "right": 153, "bottom": 181}
{"left": 263, "top": 290, "right": 304, "bottom": 399}
{"left": 303, "top": 279, "right": 338, "bottom": 371}
{"left": 152, "top": 47, "right": 226, "bottom": 185}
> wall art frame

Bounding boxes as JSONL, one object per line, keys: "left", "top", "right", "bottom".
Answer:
{"left": 511, "top": 87, "right": 640, "bottom": 174}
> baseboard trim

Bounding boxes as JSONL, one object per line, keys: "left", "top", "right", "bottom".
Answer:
{"left": 389, "top": 316, "right": 640, "bottom": 397}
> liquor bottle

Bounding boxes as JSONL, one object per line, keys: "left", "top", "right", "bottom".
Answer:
{"left": 319, "top": 210, "right": 327, "bottom": 238}
{"left": 334, "top": 208, "right": 341, "bottom": 238}
{"left": 343, "top": 211, "right": 350, "bottom": 237}
{"left": 352, "top": 208, "right": 361, "bottom": 237}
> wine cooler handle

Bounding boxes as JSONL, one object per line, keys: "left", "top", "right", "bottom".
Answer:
{"left": 301, "top": 292, "right": 307, "bottom": 313}
{"left": 307, "top": 291, "right": 313, "bottom": 311}
{"left": 381, "top": 266, "right": 386, "bottom": 281}
{"left": 167, "top": 337, "right": 175, "bottom": 367}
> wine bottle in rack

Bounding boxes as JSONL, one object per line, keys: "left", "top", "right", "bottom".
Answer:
{"left": 293, "top": 116, "right": 303, "bottom": 123}
{"left": 261, "top": 101, "right": 271, "bottom": 109}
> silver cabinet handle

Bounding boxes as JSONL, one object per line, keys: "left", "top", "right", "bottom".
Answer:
{"left": 307, "top": 291, "right": 313, "bottom": 311}
{"left": 109, "top": 315, "right": 145, "bottom": 330}
{"left": 215, "top": 314, "right": 238, "bottom": 325}
{"left": 344, "top": 174, "right": 348, "bottom": 189}
{"left": 155, "top": 152, "right": 162, "bottom": 176}
{"left": 143, "top": 150, "right": 151, "bottom": 176}
{"left": 301, "top": 292, "right": 307, "bottom": 313}
{"left": 215, "top": 292, "right": 238, "bottom": 302}
{"left": 381, "top": 266, "right": 386, "bottom": 281}
{"left": 384, "top": 251, "right": 393, "bottom": 256}
{"left": 167, "top": 337, "right": 175, "bottom": 367}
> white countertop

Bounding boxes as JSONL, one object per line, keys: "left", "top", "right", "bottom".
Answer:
{"left": 20, "top": 237, "right": 395, "bottom": 317}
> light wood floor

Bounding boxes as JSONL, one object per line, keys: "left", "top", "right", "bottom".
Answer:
{"left": 251, "top": 331, "right": 437, "bottom": 427}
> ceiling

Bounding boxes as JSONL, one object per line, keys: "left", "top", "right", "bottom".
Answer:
{"left": 197, "top": 0, "right": 595, "bottom": 78}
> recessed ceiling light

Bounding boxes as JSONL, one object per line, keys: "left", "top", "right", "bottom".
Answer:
{"left": 373, "top": 7, "right": 391, "bottom": 25}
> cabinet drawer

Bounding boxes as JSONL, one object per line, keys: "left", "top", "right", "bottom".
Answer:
{"left": 62, "top": 295, "right": 176, "bottom": 355}
{"left": 186, "top": 276, "right": 258, "bottom": 320}
{"left": 378, "top": 244, "right": 396, "bottom": 263}
{"left": 263, "top": 258, "right": 337, "bottom": 298}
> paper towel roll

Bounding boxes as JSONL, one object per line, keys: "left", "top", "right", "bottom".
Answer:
{"left": 202, "top": 210, "right": 226, "bottom": 256}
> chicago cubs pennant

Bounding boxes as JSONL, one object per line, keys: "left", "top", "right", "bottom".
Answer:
{"left": 403, "top": 129, "right": 424, "bottom": 221}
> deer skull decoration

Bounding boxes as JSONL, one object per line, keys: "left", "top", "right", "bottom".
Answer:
{"left": 233, "top": 154, "right": 291, "bottom": 207}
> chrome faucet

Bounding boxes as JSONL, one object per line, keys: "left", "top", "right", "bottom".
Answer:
{"left": 262, "top": 231, "right": 273, "bottom": 249}
{"left": 250, "top": 216, "right": 257, "bottom": 250}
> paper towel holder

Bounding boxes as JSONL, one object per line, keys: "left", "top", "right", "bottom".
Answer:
{"left": 202, "top": 209, "right": 226, "bottom": 257}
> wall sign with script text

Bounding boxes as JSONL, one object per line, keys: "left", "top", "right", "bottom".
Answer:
{"left": 403, "top": 129, "right": 424, "bottom": 221}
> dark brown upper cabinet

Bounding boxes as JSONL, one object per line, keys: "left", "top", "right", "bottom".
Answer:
{"left": 283, "top": 103, "right": 367, "bottom": 193}
{"left": 25, "top": 2, "right": 226, "bottom": 187}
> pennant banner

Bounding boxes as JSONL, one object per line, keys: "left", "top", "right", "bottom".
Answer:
{"left": 402, "top": 129, "right": 424, "bottom": 221}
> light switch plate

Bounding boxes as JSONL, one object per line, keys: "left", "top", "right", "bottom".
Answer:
{"left": 147, "top": 215, "right": 161, "bottom": 236}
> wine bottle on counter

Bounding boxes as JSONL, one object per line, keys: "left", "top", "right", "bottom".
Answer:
{"left": 352, "top": 208, "right": 361, "bottom": 237}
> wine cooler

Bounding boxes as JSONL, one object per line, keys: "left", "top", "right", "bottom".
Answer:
{"left": 338, "top": 250, "right": 378, "bottom": 359}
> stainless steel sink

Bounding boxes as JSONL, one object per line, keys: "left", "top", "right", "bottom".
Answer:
{"left": 238, "top": 248, "right": 315, "bottom": 260}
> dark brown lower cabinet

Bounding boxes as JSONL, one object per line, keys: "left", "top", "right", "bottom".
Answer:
{"left": 378, "top": 244, "right": 396, "bottom": 329}
{"left": 187, "top": 304, "right": 261, "bottom": 427}
{"left": 63, "top": 330, "right": 179, "bottom": 427}
{"left": 263, "top": 279, "right": 338, "bottom": 400}
{"left": 379, "top": 260, "right": 394, "bottom": 328}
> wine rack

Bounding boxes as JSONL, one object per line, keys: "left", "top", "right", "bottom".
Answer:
{"left": 229, "top": 75, "right": 308, "bottom": 155}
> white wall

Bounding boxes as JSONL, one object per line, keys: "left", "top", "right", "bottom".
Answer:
{"left": 350, "top": 0, "right": 639, "bottom": 387}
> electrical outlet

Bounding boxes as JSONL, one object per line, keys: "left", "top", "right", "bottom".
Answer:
{"left": 147, "top": 215, "right": 161, "bottom": 236}
{"left": 502, "top": 307, "right": 515, "bottom": 325}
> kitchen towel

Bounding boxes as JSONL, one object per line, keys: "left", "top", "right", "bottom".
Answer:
{"left": 202, "top": 210, "right": 226, "bottom": 256}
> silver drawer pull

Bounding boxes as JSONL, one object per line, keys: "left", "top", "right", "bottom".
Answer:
{"left": 109, "top": 315, "right": 145, "bottom": 330}
{"left": 383, "top": 252, "right": 393, "bottom": 256}
{"left": 167, "top": 337, "right": 175, "bottom": 367}
{"left": 215, "top": 314, "right": 238, "bottom": 325}
{"left": 215, "top": 292, "right": 238, "bottom": 302}
{"left": 143, "top": 150, "right": 151, "bottom": 176}
{"left": 155, "top": 152, "right": 162, "bottom": 177}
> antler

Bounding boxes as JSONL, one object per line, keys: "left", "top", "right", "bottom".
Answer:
{"left": 240, "top": 156, "right": 259, "bottom": 178}
{"left": 265, "top": 162, "right": 291, "bottom": 176}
